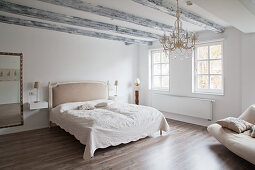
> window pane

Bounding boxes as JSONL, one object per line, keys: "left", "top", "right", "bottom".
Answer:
{"left": 210, "top": 45, "right": 222, "bottom": 59}
{"left": 210, "top": 60, "right": 222, "bottom": 74}
{"left": 197, "top": 61, "right": 208, "bottom": 74}
{"left": 210, "top": 76, "right": 222, "bottom": 89}
{"left": 162, "top": 76, "right": 169, "bottom": 88}
{"left": 162, "top": 64, "right": 169, "bottom": 75}
{"left": 153, "top": 64, "right": 161, "bottom": 75}
{"left": 198, "top": 46, "right": 208, "bottom": 60}
{"left": 153, "top": 76, "right": 161, "bottom": 88}
{"left": 198, "top": 75, "right": 209, "bottom": 89}
{"left": 161, "top": 52, "right": 169, "bottom": 63}
{"left": 153, "top": 52, "right": 161, "bottom": 63}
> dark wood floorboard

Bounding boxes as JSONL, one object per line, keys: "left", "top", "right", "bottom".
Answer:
{"left": 0, "top": 119, "right": 254, "bottom": 170}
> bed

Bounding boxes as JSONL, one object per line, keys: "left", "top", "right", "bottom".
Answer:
{"left": 48, "top": 81, "right": 170, "bottom": 160}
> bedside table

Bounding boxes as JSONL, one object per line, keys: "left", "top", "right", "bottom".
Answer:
{"left": 29, "top": 101, "right": 48, "bottom": 110}
{"left": 109, "top": 95, "right": 118, "bottom": 101}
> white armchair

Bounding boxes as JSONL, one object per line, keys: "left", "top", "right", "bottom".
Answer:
{"left": 208, "top": 105, "right": 255, "bottom": 165}
{"left": 239, "top": 105, "right": 255, "bottom": 124}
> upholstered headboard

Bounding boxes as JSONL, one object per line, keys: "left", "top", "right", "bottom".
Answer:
{"left": 48, "top": 81, "right": 109, "bottom": 109}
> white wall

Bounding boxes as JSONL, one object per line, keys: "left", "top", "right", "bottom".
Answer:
{"left": 241, "top": 33, "right": 255, "bottom": 110}
{"left": 0, "top": 23, "right": 139, "bottom": 134}
{"left": 138, "top": 27, "right": 242, "bottom": 126}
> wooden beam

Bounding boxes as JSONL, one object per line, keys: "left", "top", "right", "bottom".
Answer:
{"left": 0, "top": 15, "right": 152, "bottom": 45}
{"left": 39, "top": 0, "right": 173, "bottom": 32}
{"left": 0, "top": 1, "right": 161, "bottom": 40}
{"left": 132, "top": 0, "right": 225, "bottom": 33}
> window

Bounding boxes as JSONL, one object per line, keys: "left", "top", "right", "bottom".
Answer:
{"left": 193, "top": 41, "right": 224, "bottom": 95}
{"left": 150, "top": 49, "right": 169, "bottom": 90}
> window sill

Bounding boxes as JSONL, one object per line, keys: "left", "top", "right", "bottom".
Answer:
{"left": 192, "top": 91, "right": 224, "bottom": 96}
{"left": 149, "top": 89, "right": 170, "bottom": 94}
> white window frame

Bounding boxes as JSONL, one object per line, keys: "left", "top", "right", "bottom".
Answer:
{"left": 192, "top": 40, "right": 224, "bottom": 95}
{"left": 149, "top": 48, "right": 170, "bottom": 91}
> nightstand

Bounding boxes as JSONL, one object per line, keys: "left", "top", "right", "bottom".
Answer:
{"left": 109, "top": 95, "right": 118, "bottom": 101}
{"left": 29, "top": 101, "right": 48, "bottom": 110}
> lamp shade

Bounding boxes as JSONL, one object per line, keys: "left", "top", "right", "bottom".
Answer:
{"left": 34, "top": 82, "right": 40, "bottom": 88}
{"left": 114, "top": 80, "right": 118, "bottom": 86}
{"left": 135, "top": 78, "right": 140, "bottom": 86}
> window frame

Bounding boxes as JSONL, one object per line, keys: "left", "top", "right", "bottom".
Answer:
{"left": 149, "top": 48, "right": 170, "bottom": 91}
{"left": 192, "top": 40, "right": 224, "bottom": 95}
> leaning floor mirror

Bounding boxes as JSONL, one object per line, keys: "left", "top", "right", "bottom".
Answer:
{"left": 0, "top": 52, "right": 23, "bottom": 128}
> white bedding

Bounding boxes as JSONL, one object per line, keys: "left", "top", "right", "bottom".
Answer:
{"left": 50, "top": 100, "right": 170, "bottom": 160}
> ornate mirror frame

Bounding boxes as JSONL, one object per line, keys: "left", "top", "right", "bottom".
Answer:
{"left": 0, "top": 52, "right": 23, "bottom": 128}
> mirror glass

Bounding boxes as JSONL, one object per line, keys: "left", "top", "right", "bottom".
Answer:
{"left": 0, "top": 53, "right": 23, "bottom": 128}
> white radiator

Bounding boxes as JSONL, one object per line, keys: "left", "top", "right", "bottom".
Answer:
{"left": 151, "top": 93, "right": 214, "bottom": 120}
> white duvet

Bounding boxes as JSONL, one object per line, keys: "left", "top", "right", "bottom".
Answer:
{"left": 50, "top": 100, "right": 170, "bottom": 160}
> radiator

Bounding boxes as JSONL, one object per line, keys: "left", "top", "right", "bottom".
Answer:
{"left": 151, "top": 93, "right": 214, "bottom": 120}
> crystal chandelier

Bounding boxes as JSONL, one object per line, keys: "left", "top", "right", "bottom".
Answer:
{"left": 160, "top": 0, "right": 197, "bottom": 53}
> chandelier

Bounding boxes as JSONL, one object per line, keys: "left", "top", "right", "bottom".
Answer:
{"left": 160, "top": 0, "right": 197, "bottom": 53}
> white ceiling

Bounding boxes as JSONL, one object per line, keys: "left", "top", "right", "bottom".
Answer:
{"left": 240, "top": 0, "right": 255, "bottom": 16}
{"left": 167, "top": 0, "right": 229, "bottom": 27}
{"left": 83, "top": 0, "right": 204, "bottom": 32}
{"left": 82, "top": 0, "right": 255, "bottom": 33}
{"left": 3, "top": 0, "right": 255, "bottom": 43}
{"left": 191, "top": 0, "right": 255, "bottom": 33}
{"left": 4, "top": 0, "right": 223, "bottom": 35}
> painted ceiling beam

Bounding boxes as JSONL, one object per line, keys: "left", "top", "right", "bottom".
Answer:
{"left": 0, "top": 1, "right": 161, "bottom": 40}
{"left": 0, "top": 15, "right": 152, "bottom": 45}
{"left": 39, "top": 0, "right": 173, "bottom": 32}
{"left": 132, "top": 0, "right": 225, "bottom": 33}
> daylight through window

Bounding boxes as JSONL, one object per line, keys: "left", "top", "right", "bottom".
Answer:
{"left": 193, "top": 41, "right": 224, "bottom": 95}
{"left": 150, "top": 49, "right": 169, "bottom": 90}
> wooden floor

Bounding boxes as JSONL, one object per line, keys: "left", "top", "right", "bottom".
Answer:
{"left": 0, "top": 119, "right": 254, "bottom": 170}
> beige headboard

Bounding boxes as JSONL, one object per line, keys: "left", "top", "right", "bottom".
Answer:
{"left": 48, "top": 81, "right": 109, "bottom": 108}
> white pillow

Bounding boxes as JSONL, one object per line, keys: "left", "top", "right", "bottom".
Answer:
{"left": 251, "top": 125, "right": 255, "bottom": 138}
{"left": 95, "top": 102, "right": 108, "bottom": 108}
{"left": 77, "top": 103, "right": 95, "bottom": 110}
{"left": 216, "top": 117, "right": 253, "bottom": 133}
